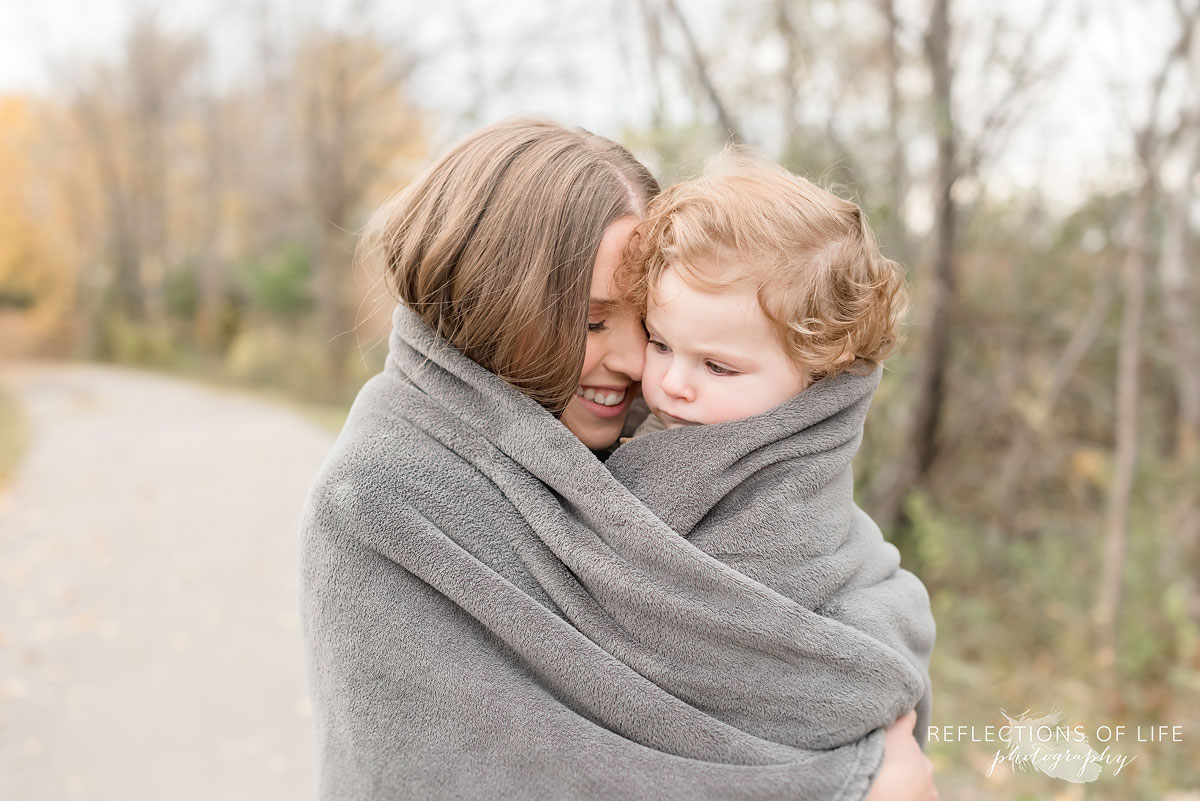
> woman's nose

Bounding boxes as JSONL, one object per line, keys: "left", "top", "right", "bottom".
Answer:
{"left": 604, "top": 315, "right": 647, "bottom": 381}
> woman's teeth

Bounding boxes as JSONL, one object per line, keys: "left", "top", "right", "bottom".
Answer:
{"left": 577, "top": 387, "right": 625, "bottom": 406}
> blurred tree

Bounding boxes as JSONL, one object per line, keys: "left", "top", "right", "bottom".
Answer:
{"left": 292, "top": 25, "right": 423, "bottom": 381}
{"left": 870, "top": 0, "right": 1062, "bottom": 532}
{"left": 1096, "top": 0, "right": 1200, "bottom": 688}
{"left": 1157, "top": 32, "right": 1200, "bottom": 642}
{"left": 0, "top": 95, "right": 79, "bottom": 353}
{"left": 63, "top": 13, "right": 204, "bottom": 330}
{"left": 877, "top": 0, "right": 914, "bottom": 268}
{"left": 661, "top": 0, "right": 744, "bottom": 144}
{"left": 0, "top": 96, "right": 40, "bottom": 310}
{"left": 191, "top": 91, "right": 227, "bottom": 350}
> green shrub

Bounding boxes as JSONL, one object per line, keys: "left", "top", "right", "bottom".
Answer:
{"left": 233, "top": 242, "right": 315, "bottom": 322}
{"left": 0, "top": 286, "right": 35, "bottom": 309}
{"left": 164, "top": 263, "right": 200, "bottom": 320}
{"left": 97, "top": 312, "right": 178, "bottom": 366}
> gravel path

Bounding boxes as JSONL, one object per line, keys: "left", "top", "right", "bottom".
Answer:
{"left": 0, "top": 361, "right": 336, "bottom": 800}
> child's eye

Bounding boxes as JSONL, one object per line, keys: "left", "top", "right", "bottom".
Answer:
{"left": 588, "top": 320, "right": 608, "bottom": 333}
{"left": 706, "top": 362, "right": 738, "bottom": 376}
{"left": 649, "top": 339, "right": 670, "bottom": 354}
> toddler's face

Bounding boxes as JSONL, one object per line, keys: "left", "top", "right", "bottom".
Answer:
{"left": 641, "top": 265, "right": 809, "bottom": 429}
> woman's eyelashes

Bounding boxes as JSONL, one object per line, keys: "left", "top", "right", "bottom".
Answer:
{"left": 587, "top": 320, "right": 608, "bottom": 333}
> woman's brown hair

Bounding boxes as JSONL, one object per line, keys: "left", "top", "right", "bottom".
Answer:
{"left": 360, "top": 117, "right": 658, "bottom": 414}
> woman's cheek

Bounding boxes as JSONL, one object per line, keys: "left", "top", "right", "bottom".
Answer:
{"left": 578, "top": 336, "right": 604, "bottom": 379}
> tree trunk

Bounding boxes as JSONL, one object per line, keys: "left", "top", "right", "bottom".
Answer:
{"left": 776, "top": 0, "right": 800, "bottom": 160}
{"left": 1159, "top": 126, "right": 1200, "bottom": 463}
{"left": 871, "top": 0, "right": 955, "bottom": 533}
{"left": 879, "top": 0, "right": 912, "bottom": 266}
{"left": 194, "top": 96, "right": 226, "bottom": 351}
{"left": 1157, "top": 109, "right": 1200, "bottom": 631}
{"left": 638, "top": 0, "right": 668, "bottom": 131}
{"left": 1095, "top": 157, "right": 1153, "bottom": 679}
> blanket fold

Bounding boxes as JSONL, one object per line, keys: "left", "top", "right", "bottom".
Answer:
{"left": 298, "top": 301, "right": 935, "bottom": 801}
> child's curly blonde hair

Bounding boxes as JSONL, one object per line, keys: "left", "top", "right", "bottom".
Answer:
{"left": 618, "top": 148, "right": 908, "bottom": 382}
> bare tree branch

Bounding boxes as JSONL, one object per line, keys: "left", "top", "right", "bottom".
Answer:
{"left": 964, "top": 0, "right": 1062, "bottom": 178}
{"left": 993, "top": 277, "right": 1117, "bottom": 510}
{"left": 663, "top": 0, "right": 744, "bottom": 144}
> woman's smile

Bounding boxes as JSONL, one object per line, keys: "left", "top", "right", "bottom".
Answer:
{"left": 574, "top": 383, "right": 632, "bottom": 418}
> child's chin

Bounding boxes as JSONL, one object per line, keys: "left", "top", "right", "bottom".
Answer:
{"left": 652, "top": 409, "right": 703, "bottom": 428}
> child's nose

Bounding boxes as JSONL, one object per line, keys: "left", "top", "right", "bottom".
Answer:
{"left": 660, "top": 363, "right": 694, "bottom": 402}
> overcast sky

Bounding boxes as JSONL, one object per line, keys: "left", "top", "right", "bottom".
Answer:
{"left": 0, "top": 0, "right": 1182, "bottom": 213}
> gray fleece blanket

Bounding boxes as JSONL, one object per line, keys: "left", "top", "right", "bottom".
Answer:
{"left": 298, "top": 301, "right": 935, "bottom": 801}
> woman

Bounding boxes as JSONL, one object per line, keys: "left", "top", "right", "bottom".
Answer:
{"left": 299, "top": 117, "right": 936, "bottom": 800}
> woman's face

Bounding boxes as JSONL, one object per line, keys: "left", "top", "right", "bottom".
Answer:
{"left": 560, "top": 216, "right": 646, "bottom": 450}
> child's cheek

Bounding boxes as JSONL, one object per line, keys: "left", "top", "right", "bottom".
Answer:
{"left": 641, "top": 353, "right": 667, "bottom": 410}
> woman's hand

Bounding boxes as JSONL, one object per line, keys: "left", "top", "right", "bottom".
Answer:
{"left": 864, "top": 710, "right": 938, "bottom": 801}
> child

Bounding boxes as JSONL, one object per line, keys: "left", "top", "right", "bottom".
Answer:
{"left": 618, "top": 150, "right": 906, "bottom": 440}
{"left": 612, "top": 149, "right": 933, "bottom": 752}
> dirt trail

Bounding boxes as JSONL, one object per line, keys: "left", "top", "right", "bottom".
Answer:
{"left": 0, "top": 361, "right": 337, "bottom": 800}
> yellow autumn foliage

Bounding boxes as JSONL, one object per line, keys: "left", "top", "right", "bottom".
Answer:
{"left": 0, "top": 94, "right": 80, "bottom": 354}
